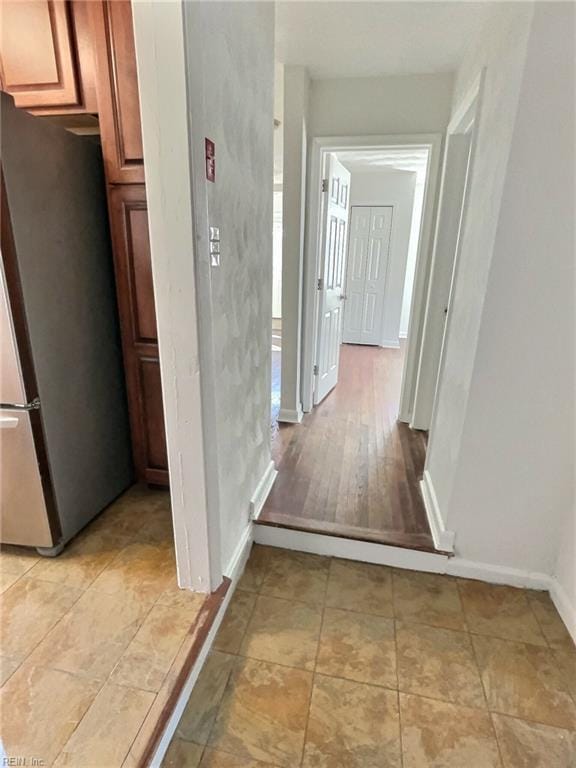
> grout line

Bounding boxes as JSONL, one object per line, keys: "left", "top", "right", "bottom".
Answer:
{"left": 391, "top": 572, "right": 405, "bottom": 768}
{"left": 297, "top": 555, "right": 332, "bottom": 766}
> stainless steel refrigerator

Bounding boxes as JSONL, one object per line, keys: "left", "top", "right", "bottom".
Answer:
{"left": 1, "top": 93, "right": 132, "bottom": 555}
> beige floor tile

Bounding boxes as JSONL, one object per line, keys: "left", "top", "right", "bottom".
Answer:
{"left": 110, "top": 601, "right": 196, "bottom": 691}
{"left": 238, "top": 545, "right": 270, "bottom": 593}
{"left": 157, "top": 583, "right": 207, "bottom": 612}
{"left": 400, "top": 693, "right": 500, "bottom": 768}
{"left": 162, "top": 737, "right": 204, "bottom": 767}
{"left": 0, "top": 570, "right": 21, "bottom": 594}
{"left": 54, "top": 682, "right": 155, "bottom": 767}
{"left": 260, "top": 549, "right": 329, "bottom": 606}
{"left": 528, "top": 592, "right": 575, "bottom": 652}
{"left": 0, "top": 577, "right": 82, "bottom": 657}
{"left": 396, "top": 621, "right": 485, "bottom": 708}
{"left": 473, "top": 635, "right": 576, "bottom": 729}
{"left": 209, "top": 657, "right": 312, "bottom": 767}
{"left": 551, "top": 648, "right": 576, "bottom": 699}
{"left": 91, "top": 485, "right": 169, "bottom": 539}
{"left": 176, "top": 651, "right": 236, "bottom": 745}
{"left": 325, "top": 559, "right": 393, "bottom": 617}
{"left": 0, "top": 545, "right": 40, "bottom": 576}
{"left": 316, "top": 608, "right": 397, "bottom": 688}
{"left": 0, "top": 655, "right": 21, "bottom": 686}
{"left": 200, "top": 749, "right": 280, "bottom": 767}
{"left": 493, "top": 713, "right": 576, "bottom": 767}
{"left": 393, "top": 570, "right": 466, "bottom": 630}
{"left": 459, "top": 580, "right": 546, "bottom": 646}
{"left": 302, "top": 674, "right": 401, "bottom": 767}
{"left": 240, "top": 595, "right": 322, "bottom": 670}
{"left": 213, "top": 590, "right": 257, "bottom": 654}
{"left": 27, "top": 529, "right": 131, "bottom": 590}
{"left": 27, "top": 588, "right": 151, "bottom": 680}
{"left": 90, "top": 540, "right": 176, "bottom": 603}
{"left": 1, "top": 663, "right": 101, "bottom": 765}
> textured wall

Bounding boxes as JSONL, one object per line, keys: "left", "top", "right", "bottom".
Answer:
{"left": 185, "top": 2, "right": 275, "bottom": 571}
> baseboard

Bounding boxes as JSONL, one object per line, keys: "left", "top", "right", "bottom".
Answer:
{"left": 224, "top": 522, "right": 254, "bottom": 580}
{"left": 278, "top": 406, "right": 303, "bottom": 424}
{"left": 249, "top": 460, "right": 278, "bottom": 521}
{"left": 253, "top": 524, "right": 449, "bottom": 572}
{"left": 380, "top": 339, "right": 400, "bottom": 349}
{"left": 550, "top": 577, "right": 576, "bottom": 644}
{"left": 420, "top": 471, "right": 455, "bottom": 552}
{"left": 445, "top": 558, "right": 552, "bottom": 590}
{"left": 150, "top": 530, "right": 253, "bottom": 766}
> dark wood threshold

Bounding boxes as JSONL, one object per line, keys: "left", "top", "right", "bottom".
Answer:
{"left": 134, "top": 577, "right": 231, "bottom": 767}
{"left": 256, "top": 511, "right": 452, "bottom": 556}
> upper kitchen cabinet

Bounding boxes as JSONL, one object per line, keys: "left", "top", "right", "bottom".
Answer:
{"left": 0, "top": 0, "right": 97, "bottom": 113}
{"left": 89, "top": 0, "right": 144, "bottom": 183}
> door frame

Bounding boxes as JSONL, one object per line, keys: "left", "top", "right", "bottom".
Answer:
{"left": 411, "top": 73, "right": 485, "bottom": 431}
{"left": 302, "top": 134, "right": 443, "bottom": 417}
{"left": 132, "top": 2, "right": 221, "bottom": 593}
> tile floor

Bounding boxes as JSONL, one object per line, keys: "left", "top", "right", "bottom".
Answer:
{"left": 0, "top": 485, "right": 206, "bottom": 767}
{"left": 164, "top": 545, "right": 576, "bottom": 768}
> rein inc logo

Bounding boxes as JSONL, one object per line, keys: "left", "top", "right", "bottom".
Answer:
{"left": 3, "top": 759, "right": 44, "bottom": 766}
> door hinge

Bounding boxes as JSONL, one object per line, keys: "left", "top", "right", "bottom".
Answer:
{"left": 317, "top": 277, "right": 324, "bottom": 290}
{"left": 313, "top": 364, "right": 319, "bottom": 376}
{"left": 321, "top": 178, "right": 328, "bottom": 193}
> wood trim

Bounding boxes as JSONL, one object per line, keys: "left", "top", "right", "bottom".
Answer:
{"left": 0, "top": 171, "right": 61, "bottom": 543}
{"left": 135, "top": 578, "right": 231, "bottom": 768}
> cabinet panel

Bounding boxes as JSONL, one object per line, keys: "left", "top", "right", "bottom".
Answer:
{"left": 90, "top": 0, "right": 144, "bottom": 183}
{"left": 108, "top": 184, "right": 168, "bottom": 486}
{"left": 0, "top": 0, "right": 79, "bottom": 108}
{"left": 0, "top": 0, "right": 96, "bottom": 113}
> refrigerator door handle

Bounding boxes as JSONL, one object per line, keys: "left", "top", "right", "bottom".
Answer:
{"left": 0, "top": 397, "right": 41, "bottom": 411}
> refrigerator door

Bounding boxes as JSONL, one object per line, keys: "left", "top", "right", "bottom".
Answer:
{"left": 0, "top": 265, "right": 52, "bottom": 547}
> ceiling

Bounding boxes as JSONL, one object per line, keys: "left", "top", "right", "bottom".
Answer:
{"left": 336, "top": 148, "right": 429, "bottom": 175}
{"left": 275, "top": 2, "right": 493, "bottom": 79}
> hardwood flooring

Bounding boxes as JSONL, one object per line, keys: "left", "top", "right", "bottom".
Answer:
{"left": 259, "top": 343, "right": 436, "bottom": 551}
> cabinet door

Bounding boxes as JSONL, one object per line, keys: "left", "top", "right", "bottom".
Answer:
{"left": 0, "top": 0, "right": 96, "bottom": 112}
{"left": 90, "top": 0, "right": 144, "bottom": 183}
{"left": 108, "top": 185, "right": 168, "bottom": 486}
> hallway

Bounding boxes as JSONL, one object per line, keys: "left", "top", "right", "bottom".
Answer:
{"left": 259, "top": 344, "right": 435, "bottom": 551}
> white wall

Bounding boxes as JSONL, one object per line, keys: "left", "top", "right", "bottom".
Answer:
{"left": 427, "top": 2, "right": 575, "bottom": 591}
{"left": 348, "top": 169, "right": 416, "bottom": 346}
{"left": 279, "top": 66, "right": 310, "bottom": 422}
{"left": 399, "top": 179, "right": 425, "bottom": 338}
{"left": 184, "top": 2, "right": 275, "bottom": 572}
{"left": 309, "top": 73, "right": 454, "bottom": 137}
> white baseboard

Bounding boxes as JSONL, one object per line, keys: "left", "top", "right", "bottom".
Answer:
{"left": 420, "top": 471, "right": 455, "bottom": 552}
{"left": 445, "top": 558, "right": 552, "bottom": 590}
{"left": 380, "top": 339, "right": 400, "bottom": 349}
{"left": 278, "top": 406, "right": 303, "bottom": 424}
{"left": 150, "top": 529, "right": 252, "bottom": 767}
{"left": 550, "top": 577, "right": 576, "bottom": 644}
{"left": 253, "top": 524, "right": 449, "bottom": 572}
{"left": 249, "top": 460, "right": 278, "bottom": 521}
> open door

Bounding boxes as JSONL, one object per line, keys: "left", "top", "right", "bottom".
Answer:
{"left": 313, "top": 154, "right": 351, "bottom": 404}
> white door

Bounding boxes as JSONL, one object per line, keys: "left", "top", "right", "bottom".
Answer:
{"left": 343, "top": 206, "right": 393, "bottom": 345}
{"left": 314, "top": 154, "right": 351, "bottom": 404}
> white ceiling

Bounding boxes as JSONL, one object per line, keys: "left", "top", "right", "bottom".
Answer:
{"left": 336, "top": 148, "right": 429, "bottom": 184}
{"left": 275, "top": 1, "right": 493, "bottom": 79}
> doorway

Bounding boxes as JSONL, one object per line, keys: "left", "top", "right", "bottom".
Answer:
{"left": 259, "top": 139, "right": 441, "bottom": 549}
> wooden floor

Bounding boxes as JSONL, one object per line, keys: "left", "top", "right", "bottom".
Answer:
{"left": 259, "top": 343, "right": 437, "bottom": 551}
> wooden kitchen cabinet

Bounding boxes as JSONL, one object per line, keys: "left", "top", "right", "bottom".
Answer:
{"left": 107, "top": 184, "right": 168, "bottom": 487}
{"left": 89, "top": 0, "right": 144, "bottom": 183}
{"left": 0, "top": 0, "right": 97, "bottom": 113}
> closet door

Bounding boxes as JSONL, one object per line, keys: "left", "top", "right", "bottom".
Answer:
{"left": 343, "top": 206, "right": 393, "bottom": 345}
{"left": 108, "top": 185, "right": 168, "bottom": 486}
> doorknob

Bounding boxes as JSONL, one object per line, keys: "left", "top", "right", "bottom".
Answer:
{"left": 339, "top": 294, "right": 348, "bottom": 301}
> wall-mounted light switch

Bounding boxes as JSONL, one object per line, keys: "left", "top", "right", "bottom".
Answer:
{"left": 209, "top": 226, "right": 220, "bottom": 267}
